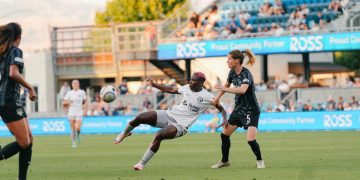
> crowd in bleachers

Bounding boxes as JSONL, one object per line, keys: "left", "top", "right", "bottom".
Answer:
{"left": 175, "top": 0, "right": 354, "bottom": 41}
{"left": 260, "top": 95, "right": 360, "bottom": 112}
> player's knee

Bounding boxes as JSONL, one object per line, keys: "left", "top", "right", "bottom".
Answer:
{"left": 18, "top": 138, "right": 31, "bottom": 149}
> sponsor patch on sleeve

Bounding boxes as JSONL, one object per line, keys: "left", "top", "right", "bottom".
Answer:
{"left": 14, "top": 57, "right": 23, "bottom": 63}
{"left": 242, "top": 78, "right": 249, "bottom": 83}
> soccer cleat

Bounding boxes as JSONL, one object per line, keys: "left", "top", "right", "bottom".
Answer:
{"left": 133, "top": 163, "right": 144, "bottom": 171}
{"left": 211, "top": 161, "right": 230, "bottom": 168}
{"left": 72, "top": 142, "right": 77, "bottom": 148}
{"left": 114, "top": 132, "right": 132, "bottom": 144}
{"left": 256, "top": 160, "right": 265, "bottom": 168}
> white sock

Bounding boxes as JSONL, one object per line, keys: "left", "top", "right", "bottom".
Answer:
{"left": 71, "top": 131, "right": 76, "bottom": 143}
{"left": 140, "top": 148, "right": 155, "bottom": 166}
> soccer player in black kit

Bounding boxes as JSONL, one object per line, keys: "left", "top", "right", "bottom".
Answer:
{"left": 211, "top": 49, "right": 265, "bottom": 169}
{"left": 0, "top": 22, "right": 37, "bottom": 180}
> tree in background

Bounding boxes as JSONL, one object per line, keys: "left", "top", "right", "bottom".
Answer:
{"left": 334, "top": 51, "right": 360, "bottom": 76}
{"left": 95, "top": 0, "right": 186, "bottom": 25}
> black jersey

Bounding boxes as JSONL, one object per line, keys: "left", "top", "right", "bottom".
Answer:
{"left": 0, "top": 46, "right": 24, "bottom": 106}
{"left": 227, "top": 67, "right": 260, "bottom": 115}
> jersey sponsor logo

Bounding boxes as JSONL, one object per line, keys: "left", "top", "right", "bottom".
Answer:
{"left": 14, "top": 57, "right": 23, "bottom": 63}
{"left": 188, "top": 103, "right": 200, "bottom": 112}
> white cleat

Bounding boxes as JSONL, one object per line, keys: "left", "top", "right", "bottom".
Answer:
{"left": 72, "top": 143, "right": 77, "bottom": 148}
{"left": 211, "top": 161, "right": 230, "bottom": 169}
{"left": 256, "top": 160, "right": 265, "bottom": 168}
{"left": 133, "top": 163, "right": 144, "bottom": 171}
{"left": 114, "top": 132, "right": 132, "bottom": 144}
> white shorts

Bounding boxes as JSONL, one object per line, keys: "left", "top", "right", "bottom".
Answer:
{"left": 155, "top": 110, "right": 187, "bottom": 138}
{"left": 68, "top": 115, "right": 83, "bottom": 121}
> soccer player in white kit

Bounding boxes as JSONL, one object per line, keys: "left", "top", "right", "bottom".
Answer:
{"left": 63, "top": 80, "right": 87, "bottom": 148}
{"left": 114, "top": 72, "right": 228, "bottom": 170}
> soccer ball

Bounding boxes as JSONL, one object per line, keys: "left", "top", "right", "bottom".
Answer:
{"left": 100, "top": 85, "right": 117, "bottom": 103}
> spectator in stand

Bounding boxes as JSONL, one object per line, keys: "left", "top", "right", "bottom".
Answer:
{"left": 300, "top": 4, "right": 310, "bottom": 16}
{"left": 259, "top": 1, "right": 274, "bottom": 17}
{"left": 278, "top": 80, "right": 290, "bottom": 99}
{"left": 343, "top": 102, "right": 352, "bottom": 111}
{"left": 315, "top": 103, "right": 325, "bottom": 111}
{"left": 313, "top": 11, "right": 325, "bottom": 25}
{"left": 354, "top": 78, "right": 360, "bottom": 87}
{"left": 118, "top": 79, "right": 129, "bottom": 95}
{"left": 326, "top": 101, "right": 336, "bottom": 111}
{"left": 238, "top": 10, "right": 250, "bottom": 28}
{"left": 87, "top": 95, "right": 104, "bottom": 116}
{"left": 189, "top": 12, "right": 201, "bottom": 28}
{"left": 145, "top": 22, "right": 157, "bottom": 49}
{"left": 328, "top": 0, "right": 343, "bottom": 13}
{"left": 336, "top": 102, "right": 344, "bottom": 111}
{"left": 273, "top": 0, "right": 284, "bottom": 15}
{"left": 228, "top": 15, "right": 239, "bottom": 34}
{"left": 255, "top": 80, "right": 268, "bottom": 91}
{"left": 345, "top": 76, "right": 354, "bottom": 87}
{"left": 275, "top": 100, "right": 286, "bottom": 112}
{"left": 123, "top": 103, "right": 134, "bottom": 115}
{"left": 142, "top": 97, "right": 152, "bottom": 110}
{"left": 113, "top": 101, "right": 125, "bottom": 116}
{"left": 287, "top": 99, "right": 297, "bottom": 112}
{"left": 59, "top": 81, "right": 71, "bottom": 101}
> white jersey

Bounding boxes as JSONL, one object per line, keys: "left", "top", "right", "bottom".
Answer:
{"left": 64, "top": 90, "right": 86, "bottom": 116}
{"left": 167, "top": 85, "right": 214, "bottom": 129}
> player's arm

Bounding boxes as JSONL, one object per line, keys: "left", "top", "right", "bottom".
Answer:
{"left": 9, "top": 49, "right": 36, "bottom": 101}
{"left": 9, "top": 66, "right": 37, "bottom": 101}
{"left": 145, "top": 79, "right": 180, "bottom": 94}
{"left": 212, "top": 102, "right": 228, "bottom": 127}
{"left": 212, "top": 82, "right": 231, "bottom": 104}
{"left": 215, "top": 83, "right": 249, "bottom": 95}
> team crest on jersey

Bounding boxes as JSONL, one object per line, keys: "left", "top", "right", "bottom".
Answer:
{"left": 242, "top": 78, "right": 249, "bottom": 83}
{"left": 197, "top": 97, "right": 203, "bottom": 103}
{"left": 16, "top": 108, "right": 23, "bottom": 116}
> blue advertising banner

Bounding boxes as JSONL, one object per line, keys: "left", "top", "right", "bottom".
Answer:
{"left": 157, "top": 32, "right": 360, "bottom": 60}
{"left": 1, "top": 111, "right": 359, "bottom": 136}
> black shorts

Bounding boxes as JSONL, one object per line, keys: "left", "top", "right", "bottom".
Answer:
{"left": 228, "top": 112, "right": 260, "bottom": 130}
{"left": 0, "top": 105, "right": 27, "bottom": 124}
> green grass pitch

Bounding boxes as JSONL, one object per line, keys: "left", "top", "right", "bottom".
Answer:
{"left": 1, "top": 131, "right": 359, "bottom": 180}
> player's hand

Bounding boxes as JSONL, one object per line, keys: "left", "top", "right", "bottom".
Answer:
{"left": 145, "top": 79, "right": 154, "bottom": 87}
{"left": 214, "top": 84, "right": 226, "bottom": 91}
{"left": 211, "top": 98, "right": 220, "bottom": 105}
{"left": 219, "top": 119, "right": 229, "bottom": 128}
{"left": 28, "top": 87, "right": 37, "bottom": 101}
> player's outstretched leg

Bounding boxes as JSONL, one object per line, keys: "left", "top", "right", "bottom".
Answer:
{"left": 114, "top": 111, "right": 157, "bottom": 144}
{"left": 134, "top": 125, "right": 177, "bottom": 170}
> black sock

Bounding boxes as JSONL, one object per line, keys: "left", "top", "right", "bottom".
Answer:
{"left": 0, "top": 141, "right": 22, "bottom": 160}
{"left": 221, "top": 133, "right": 231, "bottom": 162}
{"left": 77, "top": 130, "right": 80, "bottom": 138}
{"left": 248, "top": 140, "right": 262, "bottom": 160}
{"left": 19, "top": 143, "right": 32, "bottom": 180}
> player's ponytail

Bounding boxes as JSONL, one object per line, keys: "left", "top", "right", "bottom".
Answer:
{"left": 0, "top": 25, "right": 14, "bottom": 55}
{"left": 244, "top": 49, "right": 256, "bottom": 66}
